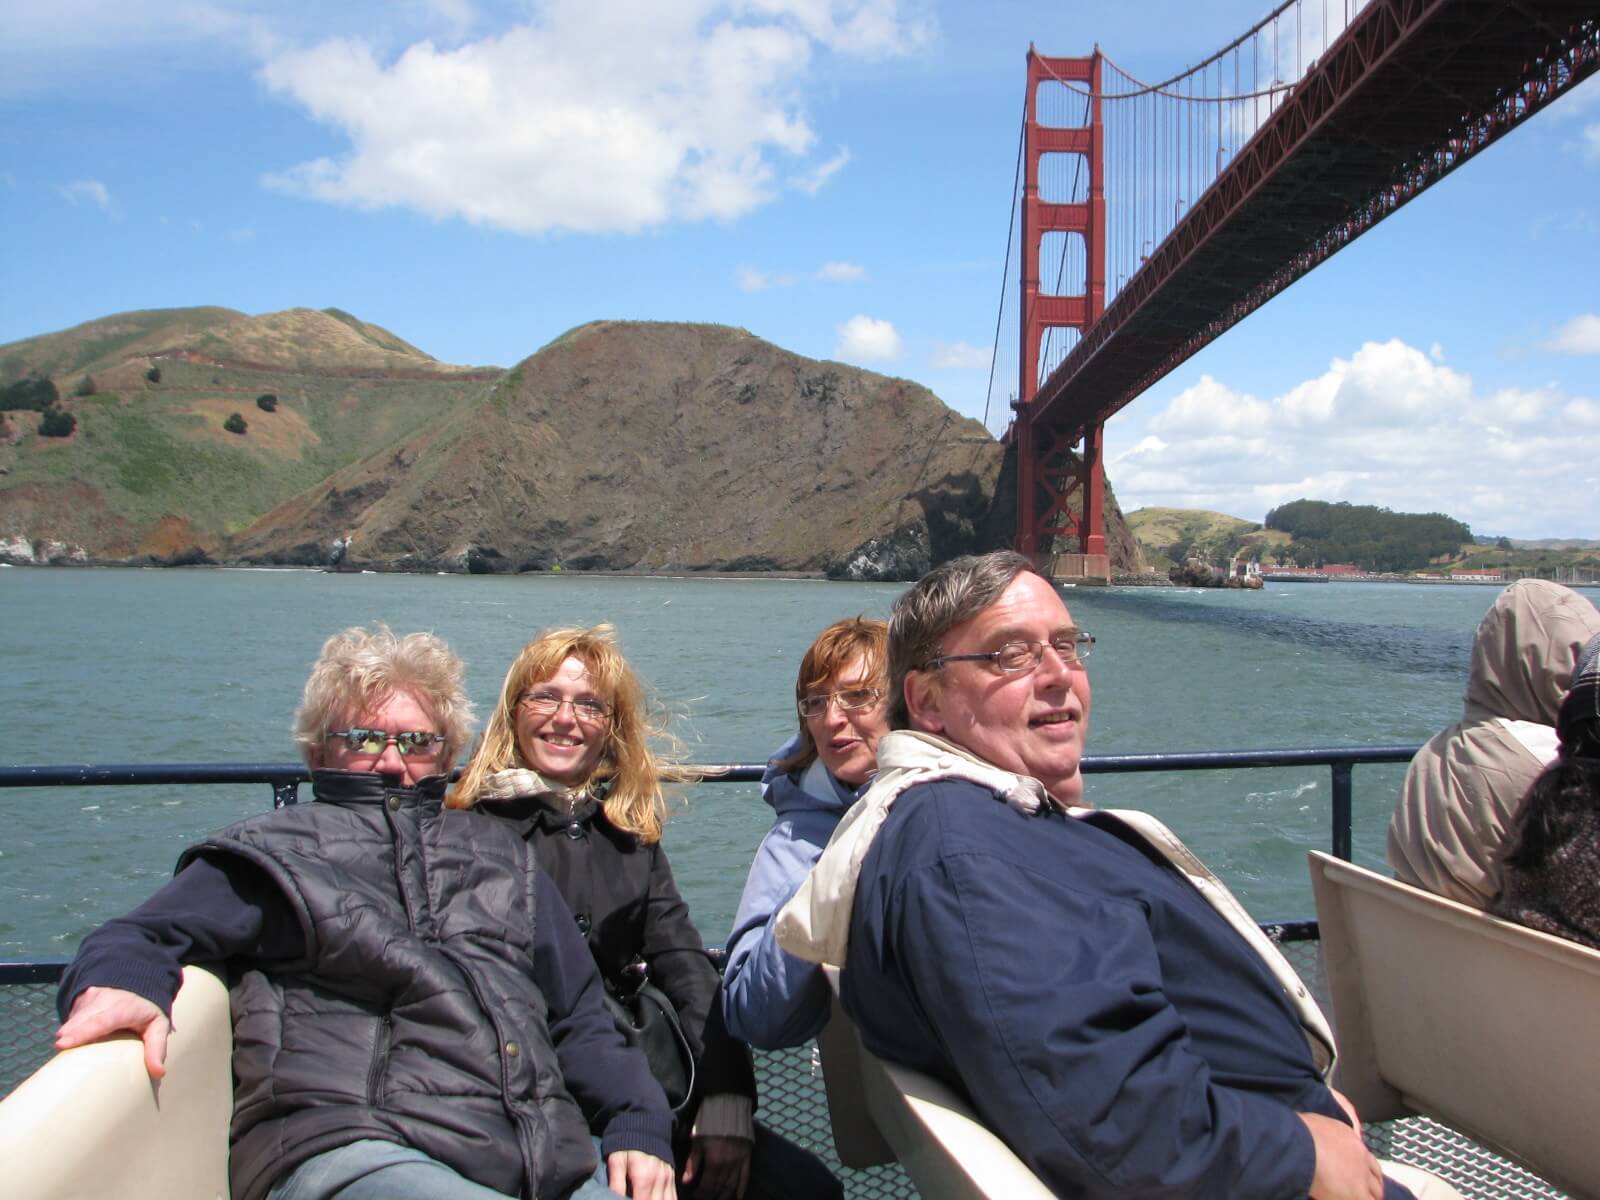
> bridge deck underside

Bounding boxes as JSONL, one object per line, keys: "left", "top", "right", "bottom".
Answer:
{"left": 1030, "top": 0, "right": 1600, "bottom": 439}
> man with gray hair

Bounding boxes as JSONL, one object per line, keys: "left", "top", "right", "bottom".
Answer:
{"left": 777, "top": 550, "right": 1455, "bottom": 1200}
{"left": 56, "top": 625, "right": 676, "bottom": 1200}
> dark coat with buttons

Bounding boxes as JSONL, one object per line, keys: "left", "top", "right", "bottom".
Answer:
{"left": 481, "top": 787, "right": 758, "bottom": 1111}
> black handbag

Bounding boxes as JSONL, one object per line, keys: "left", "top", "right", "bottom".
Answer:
{"left": 602, "top": 963, "right": 697, "bottom": 1117}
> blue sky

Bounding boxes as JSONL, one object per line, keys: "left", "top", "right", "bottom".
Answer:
{"left": 3, "top": 1, "right": 1596, "bottom": 539}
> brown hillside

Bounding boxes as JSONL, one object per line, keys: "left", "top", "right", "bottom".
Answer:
{"left": 235, "top": 321, "right": 1022, "bottom": 577}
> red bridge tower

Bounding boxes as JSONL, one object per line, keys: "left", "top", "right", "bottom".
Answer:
{"left": 1015, "top": 49, "right": 1107, "bottom": 576}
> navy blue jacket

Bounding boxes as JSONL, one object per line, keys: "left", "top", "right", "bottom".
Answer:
{"left": 842, "top": 778, "right": 1384, "bottom": 1200}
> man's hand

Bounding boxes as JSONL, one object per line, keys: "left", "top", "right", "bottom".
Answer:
{"left": 1330, "top": 1087, "right": 1363, "bottom": 1128}
{"left": 681, "top": 1133, "right": 752, "bottom": 1200}
{"left": 55, "top": 986, "right": 170, "bottom": 1080}
{"left": 1300, "top": 1111, "right": 1384, "bottom": 1200}
{"left": 606, "top": 1149, "right": 676, "bottom": 1199}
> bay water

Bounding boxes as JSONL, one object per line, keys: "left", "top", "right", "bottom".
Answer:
{"left": 1, "top": 566, "right": 1566, "bottom": 960}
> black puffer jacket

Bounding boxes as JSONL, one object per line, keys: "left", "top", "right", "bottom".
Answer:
{"left": 480, "top": 786, "right": 758, "bottom": 1109}
{"left": 188, "top": 773, "right": 602, "bottom": 1200}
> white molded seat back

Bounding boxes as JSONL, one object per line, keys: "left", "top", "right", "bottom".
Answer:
{"left": 816, "top": 969, "right": 1053, "bottom": 1200}
{"left": 0, "top": 965, "right": 233, "bottom": 1200}
{"left": 1310, "top": 851, "right": 1600, "bottom": 1198}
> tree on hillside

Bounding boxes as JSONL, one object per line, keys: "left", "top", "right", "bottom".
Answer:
{"left": 145, "top": 365, "right": 162, "bottom": 384}
{"left": 256, "top": 393, "right": 278, "bottom": 412}
{"left": 224, "top": 412, "right": 248, "bottom": 435}
{"left": 39, "top": 408, "right": 76, "bottom": 438}
{"left": 1265, "top": 498, "right": 1470, "bottom": 572}
{"left": 76, "top": 375, "right": 96, "bottom": 397}
{"left": 0, "top": 376, "right": 60, "bottom": 412}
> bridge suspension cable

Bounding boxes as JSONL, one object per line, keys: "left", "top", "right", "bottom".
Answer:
{"left": 986, "top": 0, "right": 1375, "bottom": 431}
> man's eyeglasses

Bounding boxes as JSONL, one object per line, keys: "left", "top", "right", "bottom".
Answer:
{"left": 923, "top": 631, "right": 1094, "bottom": 674}
{"left": 797, "top": 687, "right": 884, "bottom": 719}
{"left": 327, "top": 728, "right": 447, "bottom": 757}
{"left": 519, "top": 690, "right": 612, "bottom": 725}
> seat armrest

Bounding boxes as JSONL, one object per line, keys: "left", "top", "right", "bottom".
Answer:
{"left": 0, "top": 965, "right": 234, "bottom": 1200}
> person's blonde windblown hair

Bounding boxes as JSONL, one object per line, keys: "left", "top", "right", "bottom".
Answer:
{"left": 292, "top": 624, "right": 475, "bottom": 768}
{"left": 448, "top": 624, "right": 685, "bottom": 843}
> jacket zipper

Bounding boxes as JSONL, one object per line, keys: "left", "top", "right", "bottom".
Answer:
{"left": 367, "top": 1015, "right": 393, "bottom": 1105}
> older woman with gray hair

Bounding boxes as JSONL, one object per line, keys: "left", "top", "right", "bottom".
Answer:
{"left": 56, "top": 624, "right": 676, "bottom": 1200}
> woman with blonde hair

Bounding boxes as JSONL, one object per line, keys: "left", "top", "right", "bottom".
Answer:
{"left": 722, "top": 617, "right": 889, "bottom": 1051}
{"left": 451, "top": 625, "right": 839, "bottom": 1200}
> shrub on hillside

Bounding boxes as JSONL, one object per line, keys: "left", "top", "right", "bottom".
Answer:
{"left": 256, "top": 393, "right": 278, "bottom": 412}
{"left": 145, "top": 366, "right": 162, "bottom": 384}
{"left": 76, "top": 374, "right": 96, "bottom": 397}
{"left": 0, "top": 376, "right": 60, "bottom": 412}
{"left": 39, "top": 408, "right": 76, "bottom": 438}
{"left": 224, "top": 412, "right": 248, "bottom": 435}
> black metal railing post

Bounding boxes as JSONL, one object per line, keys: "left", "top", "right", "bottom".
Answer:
{"left": 1331, "top": 762, "right": 1354, "bottom": 861}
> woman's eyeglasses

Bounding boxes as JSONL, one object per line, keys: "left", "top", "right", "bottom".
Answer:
{"left": 798, "top": 687, "right": 884, "bottom": 719}
{"left": 326, "top": 728, "right": 446, "bottom": 757}
{"left": 518, "top": 690, "right": 612, "bottom": 725}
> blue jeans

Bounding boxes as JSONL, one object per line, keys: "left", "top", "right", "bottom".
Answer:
{"left": 268, "top": 1138, "right": 618, "bottom": 1200}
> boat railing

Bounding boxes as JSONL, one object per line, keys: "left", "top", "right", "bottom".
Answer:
{"left": 0, "top": 747, "right": 1572, "bottom": 1199}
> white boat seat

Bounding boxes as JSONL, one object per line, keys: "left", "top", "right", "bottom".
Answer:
{"left": 815, "top": 967, "right": 1053, "bottom": 1200}
{"left": 1310, "top": 850, "right": 1600, "bottom": 1199}
{"left": 0, "top": 965, "right": 233, "bottom": 1200}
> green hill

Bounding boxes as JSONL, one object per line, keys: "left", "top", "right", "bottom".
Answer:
{"left": 1126, "top": 507, "right": 1290, "bottom": 571}
{"left": 0, "top": 308, "right": 500, "bottom": 559}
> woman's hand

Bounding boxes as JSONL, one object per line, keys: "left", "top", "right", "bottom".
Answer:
{"left": 607, "top": 1149, "right": 676, "bottom": 1199}
{"left": 681, "top": 1133, "right": 752, "bottom": 1200}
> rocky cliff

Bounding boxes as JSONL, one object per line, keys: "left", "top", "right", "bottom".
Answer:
{"left": 4, "top": 311, "right": 1142, "bottom": 578}
{"left": 232, "top": 321, "right": 1018, "bottom": 578}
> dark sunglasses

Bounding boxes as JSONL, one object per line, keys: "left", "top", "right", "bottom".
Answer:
{"left": 326, "top": 728, "right": 446, "bottom": 757}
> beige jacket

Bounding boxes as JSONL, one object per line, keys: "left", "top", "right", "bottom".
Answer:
{"left": 775, "top": 729, "right": 1335, "bottom": 1075}
{"left": 1387, "top": 580, "right": 1600, "bottom": 907}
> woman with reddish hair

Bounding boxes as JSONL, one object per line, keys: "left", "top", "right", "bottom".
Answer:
{"left": 722, "top": 617, "right": 889, "bottom": 1050}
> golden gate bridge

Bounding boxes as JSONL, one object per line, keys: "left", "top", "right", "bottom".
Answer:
{"left": 987, "top": 0, "right": 1599, "bottom": 579}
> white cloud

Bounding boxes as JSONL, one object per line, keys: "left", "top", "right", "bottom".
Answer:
{"left": 792, "top": 146, "right": 851, "bottom": 195}
{"left": 815, "top": 260, "right": 864, "bottom": 282}
{"left": 1565, "top": 397, "right": 1600, "bottom": 426}
{"left": 737, "top": 266, "right": 774, "bottom": 292}
{"left": 1544, "top": 313, "right": 1600, "bottom": 355}
{"left": 0, "top": 2, "right": 271, "bottom": 96}
{"left": 1585, "top": 124, "right": 1600, "bottom": 164}
{"left": 743, "top": 0, "right": 935, "bottom": 58}
{"left": 835, "top": 314, "right": 901, "bottom": 361}
{"left": 58, "top": 179, "right": 113, "bottom": 212}
{"left": 930, "top": 340, "right": 989, "bottom": 369}
{"left": 1105, "top": 337, "right": 1600, "bottom": 539}
{"left": 257, "top": 2, "right": 919, "bottom": 235}
{"left": 739, "top": 259, "right": 862, "bottom": 290}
